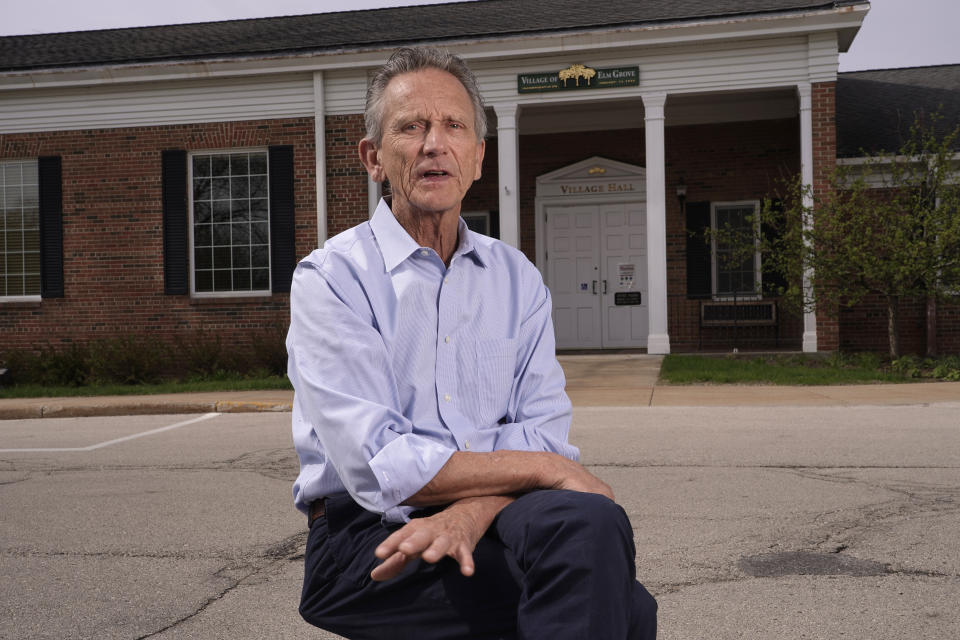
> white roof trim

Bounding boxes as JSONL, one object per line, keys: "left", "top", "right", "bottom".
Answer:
{"left": 0, "top": 5, "right": 868, "bottom": 92}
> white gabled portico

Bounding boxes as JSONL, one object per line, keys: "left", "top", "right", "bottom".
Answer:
{"left": 535, "top": 157, "right": 650, "bottom": 350}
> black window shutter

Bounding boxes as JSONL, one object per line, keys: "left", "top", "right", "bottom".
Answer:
{"left": 268, "top": 145, "right": 296, "bottom": 294}
{"left": 38, "top": 156, "right": 65, "bottom": 298}
{"left": 161, "top": 150, "right": 188, "bottom": 295}
{"left": 489, "top": 210, "right": 500, "bottom": 239}
{"left": 685, "top": 201, "right": 712, "bottom": 299}
{"left": 761, "top": 198, "right": 787, "bottom": 297}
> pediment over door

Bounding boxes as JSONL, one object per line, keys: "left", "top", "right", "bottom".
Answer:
{"left": 536, "top": 156, "right": 646, "bottom": 199}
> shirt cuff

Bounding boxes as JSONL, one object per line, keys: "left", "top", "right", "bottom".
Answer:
{"left": 368, "top": 433, "right": 456, "bottom": 522}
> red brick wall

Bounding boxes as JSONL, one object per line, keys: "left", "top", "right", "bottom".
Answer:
{"left": 837, "top": 295, "right": 960, "bottom": 356}
{"left": 6, "top": 106, "right": 950, "bottom": 358}
{"left": 0, "top": 118, "right": 316, "bottom": 353}
{"left": 325, "top": 114, "right": 369, "bottom": 237}
{"left": 665, "top": 118, "right": 804, "bottom": 350}
{"left": 811, "top": 81, "right": 840, "bottom": 351}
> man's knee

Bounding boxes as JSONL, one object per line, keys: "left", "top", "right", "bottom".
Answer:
{"left": 631, "top": 582, "right": 658, "bottom": 640}
{"left": 533, "top": 489, "right": 631, "bottom": 531}
{"left": 502, "top": 489, "right": 635, "bottom": 560}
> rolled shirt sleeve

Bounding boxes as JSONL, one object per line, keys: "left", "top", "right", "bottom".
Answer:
{"left": 288, "top": 262, "right": 455, "bottom": 521}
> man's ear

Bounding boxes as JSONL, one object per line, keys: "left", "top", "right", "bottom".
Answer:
{"left": 473, "top": 139, "right": 486, "bottom": 181}
{"left": 359, "top": 138, "right": 385, "bottom": 183}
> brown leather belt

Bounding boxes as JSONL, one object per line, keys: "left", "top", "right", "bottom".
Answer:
{"left": 308, "top": 499, "right": 326, "bottom": 525}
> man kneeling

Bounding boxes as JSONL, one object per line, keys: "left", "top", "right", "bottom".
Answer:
{"left": 287, "top": 46, "right": 658, "bottom": 639}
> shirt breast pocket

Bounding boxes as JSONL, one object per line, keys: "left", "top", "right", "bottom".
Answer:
{"left": 475, "top": 337, "right": 518, "bottom": 426}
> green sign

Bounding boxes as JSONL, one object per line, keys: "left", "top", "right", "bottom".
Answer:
{"left": 517, "top": 65, "right": 639, "bottom": 94}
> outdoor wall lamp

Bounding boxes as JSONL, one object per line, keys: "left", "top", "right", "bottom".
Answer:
{"left": 676, "top": 180, "right": 687, "bottom": 207}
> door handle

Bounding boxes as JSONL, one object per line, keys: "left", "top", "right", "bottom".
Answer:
{"left": 592, "top": 280, "right": 597, "bottom": 295}
{"left": 602, "top": 280, "right": 608, "bottom": 294}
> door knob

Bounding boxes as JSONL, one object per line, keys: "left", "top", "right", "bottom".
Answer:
{"left": 592, "top": 280, "right": 597, "bottom": 294}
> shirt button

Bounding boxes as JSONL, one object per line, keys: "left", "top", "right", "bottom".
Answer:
{"left": 464, "top": 441, "right": 471, "bottom": 450}
{"left": 420, "top": 249, "right": 429, "bottom": 256}
{"left": 444, "top": 393, "right": 451, "bottom": 402}
{"left": 444, "top": 276, "right": 449, "bottom": 283}
{"left": 444, "top": 336, "right": 450, "bottom": 344}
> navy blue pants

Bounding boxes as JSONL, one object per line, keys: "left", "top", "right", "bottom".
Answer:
{"left": 299, "top": 489, "right": 658, "bottom": 639}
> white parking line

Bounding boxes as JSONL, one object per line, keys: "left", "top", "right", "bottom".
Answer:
{"left": 0, "top": 412, "right": 221, "bottom": 453}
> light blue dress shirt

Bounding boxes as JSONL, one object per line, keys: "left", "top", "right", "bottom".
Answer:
{"left": 288, "top": 199, "right": 577, "bottom": 523}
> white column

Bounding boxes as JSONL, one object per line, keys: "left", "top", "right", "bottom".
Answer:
{"left": 313, "top": 71, "right": 327, "bottom": 247}
{"left": 642, "top": 92, "right": 671, "bottom": 354}
{"left": 798, "top": 82, "right": 818, "bottom": 353}
{"left": 367, "top": 174, "right": 380, "bottom": 218}
{"left": 494, "top": 103, "right": 520, "bottom": 248}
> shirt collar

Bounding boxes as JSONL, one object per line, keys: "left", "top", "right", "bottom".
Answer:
{"left": 370, "top": 198, "right": 488, "bottom": 271}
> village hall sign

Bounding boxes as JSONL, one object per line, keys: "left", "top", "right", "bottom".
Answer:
{"left": 517, "top": 64, "right": 639, "bottom": 94}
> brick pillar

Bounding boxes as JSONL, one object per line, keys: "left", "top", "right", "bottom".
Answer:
{"left": 324, "top": 114, "right": 369, "bottom": 237}
{"left": 811, "top": 81, "right": 839, "bottom": 351}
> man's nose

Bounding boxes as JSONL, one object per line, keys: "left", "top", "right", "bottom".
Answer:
{"left": 423, "top": 124, "right": 448, "bottom": 155}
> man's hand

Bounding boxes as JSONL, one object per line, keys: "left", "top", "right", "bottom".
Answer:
{"left": 371, "top": 495, "right": 513, "bottom": 582}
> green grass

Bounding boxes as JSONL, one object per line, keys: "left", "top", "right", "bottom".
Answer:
{"left": 0, "top": 375, "right": 292, "bottom": 399}
{"left": 659, "top": 353, "right": 913, "bottom": 386}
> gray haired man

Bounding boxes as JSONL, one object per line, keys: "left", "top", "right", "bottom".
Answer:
{"left": 288, "top": 47, "right": 657, "bottom": 639}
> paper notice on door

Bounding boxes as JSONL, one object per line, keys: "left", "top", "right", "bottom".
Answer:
{"left": 618, "top": 263, "right": 636, "bottom": 289}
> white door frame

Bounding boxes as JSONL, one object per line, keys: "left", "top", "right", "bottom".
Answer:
{"left": 535, "top": 156, "right": 647, "bottom": 277}
{"left": 536, "top": 156, "right": 648, "bottom": 349}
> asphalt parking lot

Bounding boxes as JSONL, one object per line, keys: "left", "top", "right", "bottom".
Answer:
{"left": 2, "top": 399, "right": 959, "bottom": 639}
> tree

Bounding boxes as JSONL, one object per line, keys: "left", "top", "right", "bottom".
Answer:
{"left": 715, "top": 113, "right": 960, "bottom": 357}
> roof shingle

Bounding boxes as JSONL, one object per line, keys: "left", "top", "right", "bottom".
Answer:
{"left": 0, "top": 0, "right": 861, "bottom": 73}
{"left": 837, "top": 65, "right": 960, "bottom": 156}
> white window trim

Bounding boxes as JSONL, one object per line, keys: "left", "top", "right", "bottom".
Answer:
{"left": 187, "top": 148, "right": 271, "bottom": 298}
{"left": 1, "top": 158, "right": 42, "bottom": 302}
{"left": 1, "top": 295, "right": 42, "bottom": 303}
{"left": 710, "top": 200, "right": 762, "bottom": 301}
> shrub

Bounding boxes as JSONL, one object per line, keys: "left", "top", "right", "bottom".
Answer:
{"left": 88, "top": 336, "right": 170, "bottom": 385}
{"left": 174, "top": 328, "right": 232, "bottom": 378}
{"left": 250, "top": 324, "right": 289, "bottom": 376}
{"left": 1, "top": 344, "right": 92, "bottom": 386}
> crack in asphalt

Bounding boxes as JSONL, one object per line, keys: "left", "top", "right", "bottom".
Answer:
{"left": 132, "top": 531, "right": 308, "bottom": 639}
{"left": 625, "top": 463, "right": 960, "bottom": 593}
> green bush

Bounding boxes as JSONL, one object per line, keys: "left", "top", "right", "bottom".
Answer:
{"left": 88, "top": 336, "right": 170, "bottom": 385}
{"left": 250, "top": 324, "right": 289, "bottom": 376}
{"left": 2, "top": 327, "right": 290, "bottom": 390}
{"left": 174, "top": 328, "right": 232, "bottom": 379}
{"left": 1, "top": 343, "right": 92, "bottom": 387}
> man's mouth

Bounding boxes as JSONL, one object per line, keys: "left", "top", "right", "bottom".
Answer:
{"left": 422, "top": 169, "right": 450, "bottom": 179}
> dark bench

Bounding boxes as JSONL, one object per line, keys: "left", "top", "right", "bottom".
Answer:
{"left": 699, "top": 300, "right": 778, "bottom": 350}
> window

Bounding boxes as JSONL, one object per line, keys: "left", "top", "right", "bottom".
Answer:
{"left": 461, "top": 210, "right": 499, "bottom": 239}
{"left": 711, "top": 201, "right": 761, "bottom": 299}
{"left": 189, "top": 150, "right": 270, "bottom": 295}
{"left": 1, "top": 159, "right": 41, "bottom": 299}
{"left": 462, "top": 211, "right": 491, "bottom": 236}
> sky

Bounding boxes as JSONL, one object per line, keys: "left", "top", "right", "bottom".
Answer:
{"left": 1, "top": 0, "right": 958, "bottom": 72}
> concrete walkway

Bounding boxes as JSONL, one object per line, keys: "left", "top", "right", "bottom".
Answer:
{"left": 1, "top": 353, "right": 958, "bottom": 419}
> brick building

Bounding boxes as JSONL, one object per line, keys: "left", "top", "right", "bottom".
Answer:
{"left": 1, "top": 0, "right": 957, "bottom": 356}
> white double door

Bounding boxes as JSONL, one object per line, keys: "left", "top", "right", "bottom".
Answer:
{"left": 547, "top": 201, "right": 649, "bottom": 349}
